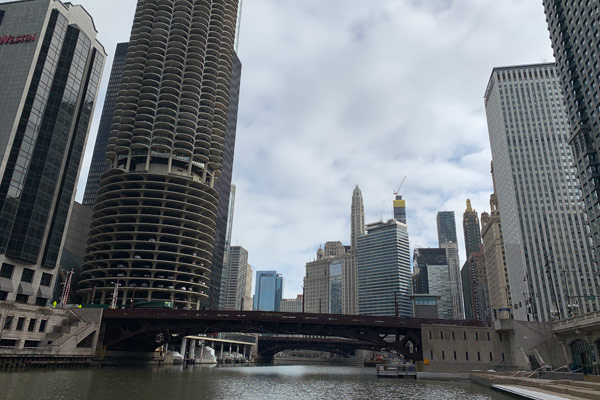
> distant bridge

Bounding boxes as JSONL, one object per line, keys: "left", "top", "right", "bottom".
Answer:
{"left": 100, "top": 309, "right": 486, "bottom": 361}
{"left": 256, "top": 336, "right": 379, "bottom": 360}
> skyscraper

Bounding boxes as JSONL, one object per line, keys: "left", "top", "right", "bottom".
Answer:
{"left": 77, "top": 0, "right": 240, "bottom": 310}
{"left": 253, "top": 271, "right": 283, "bottom": 312}
{"left": 461, "top": 251, "right": 491, "bottom": 322}
{"left": 437, "top": 211, "right": 463, "bottom": 319}
{"left": 304, "top": 243, "right": 346, "bottom": 314}
{"left": 343, "top": 185, "right": 364, "bottom": 314}
{"left": 462, "top": 199, "right": 482, "bottom": 260}
{"left": 485, "top": 63, "right": 598, "bottom": 321}
{"left": 543, "top": 1, "right": 600, "bottom": 261}
{"left": 437, "top": 211, "right": 458, "bottom": 244}
{"left": 357, "top": 220, "right": 412, "bottom": 317}
{"left": 220, "top": 245, "right": 248, "bottom": 310}
{"left": 481, "top": 189, "right": 512, "bottom": 321}
{"left": 412, "top": 248, "right": 452, "bottom": 319}
{"left": 204, "top": 53, "right": 241, "bottom": 310}
{"left": 82, "top": 42, "right": 128, "bottom": 208}
{"left": 393, "top": 195, "right": 406, "bottom": 224}
{"left": 0, "top": 0, "right": 105, "bottom": 305}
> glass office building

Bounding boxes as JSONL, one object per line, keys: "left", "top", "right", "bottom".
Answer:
{"left": 357, "top": 220, "right": 412, "bottom": 317}
{"left": 0, "top": 0, "right": 105, "bottom": 305}
{"left": 253, "top": 271, "right": 283, "bottom": 311}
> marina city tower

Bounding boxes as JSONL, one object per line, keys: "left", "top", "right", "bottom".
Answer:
{"left": 77, "top": 0, "right": 240, "bottom": 309}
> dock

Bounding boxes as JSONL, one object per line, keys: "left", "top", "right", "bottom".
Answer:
{"left": 376, "top": 364, "right": 417, "bottom": 379}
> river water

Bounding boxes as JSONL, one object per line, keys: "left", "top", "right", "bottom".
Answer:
{"left": 0, "top": 364, "right": 516, "bottom": 400}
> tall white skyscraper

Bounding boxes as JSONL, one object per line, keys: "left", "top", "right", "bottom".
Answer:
{"left": 357, "top": 220, "right": 412, "bottom": 317}
{"left": 343, "top": 185, "right": 364, "bottom": 314}
{"left": 485, "top": 63, "right": 598, "bottom": 321}
{"left": 221, "top": 246, "right": 249, "bottom": 310}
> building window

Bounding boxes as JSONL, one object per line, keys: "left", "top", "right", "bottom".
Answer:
{"left": 499, "top": 333, "right": 503, "bottom": 341}
{"left": 40, "top": 273, "right": 52, "bottom": 287}
{"left": 0, "top": 291, "right": 7, "bottom": 301}
{"left": 464, "top": 332, "right": 467, "bottom": 340}
{"left": 452, "top": 331, "right": 455, "bottom": 340}
{"left": 21, "top": 268, "right": 34, "bottom": 283}
{"left": 15, "top": 294, "right": 28, "bottom": 304}
{"left": 3, "top": 315, "right": 13, "bottom": 330}
{"left": 490, "top": 352, "right": 493, "bottom": 361}
{"left": 442, "top": 351, "right": 445, "bottom": 360}
{"left": 429, "top": 331, "right": 432, "bottom": 339}
{"left": 28, "top": 319, "right": 36, "bottom": 332}
{"left": 0, "top": 339, "right": 17, "bottom": 348}
{"left": 430, "top": 351, "right": 433, "bottom": 359}
{"left": 440, "top": 331, "right": 444, "bottom": 340}
{"left": 453, "top": 351, "right": 457, "bottom": 360}
{"left": 487, "top": 332, "right": 491, "bottom": 341}
{"left": 466, "top": 352, "right": 469, "bottom": 361}
{"left": 16, "top": 317, "right": 25, "bottom": 331}
{"left": 502, "top": 353, "right": 505, "bottom": 362}
{"left": 0, "top": 10, "right": 5, "bottom": 27}
{"left": 0, "top": 263, "right": 14, "bottom": 279}
{"left": 23, "top": 340, "right": 39, "bottom": 348}
{"left": 478, "top": 352, "right": 481, "bottom": 361}
{"left": 39, "top": 320, "right": 47, "bottom": 333}
{"left": 35, "top": 297, "right": 46, "bottom": 306}
{"left": 475, "top": 332, "right": 479, "bottom": 341}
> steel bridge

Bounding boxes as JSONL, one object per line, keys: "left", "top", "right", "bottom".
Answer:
{"left": 100, "top": 309, "right": 487, "bottom": 361}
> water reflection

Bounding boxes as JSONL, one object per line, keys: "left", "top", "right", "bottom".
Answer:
{"left": 0, "top": 364, "right": 516, "bottom": 400}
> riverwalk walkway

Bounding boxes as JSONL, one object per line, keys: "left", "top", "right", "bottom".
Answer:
{"left": 473, "top": 373, "right": 600, "bottom": 400}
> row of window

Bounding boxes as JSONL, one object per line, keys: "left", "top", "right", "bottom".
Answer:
{"left": 430, "top": 350, "right": 506, "bottom": 363}
{"left": 1, "top": 314, "right": 47, "bottom": 334}
{"left": 0, "top": 263, "right": 52, "bottom": 286}
{"left": 428, "top": 330, "right": 498, "bottom": 342}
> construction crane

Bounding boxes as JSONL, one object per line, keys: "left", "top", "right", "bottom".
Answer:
{"left": 394, "top": 176, "right": 407, "bottom": 197}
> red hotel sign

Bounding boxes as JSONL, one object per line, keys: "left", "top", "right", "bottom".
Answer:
{"left": 0, "top": 34, "right": 37, "bottom": 45}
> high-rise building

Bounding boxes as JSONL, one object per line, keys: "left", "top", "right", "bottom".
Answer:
{"left": 393, "top": 195, "right": 406, "bottom": 224}
{"left": 412, "top": 248, "right": 453, "bottom": 319}
{"left": 437, "top": 211, "right": 463, "bottom": 319}
{"left": 77, "top": 0, "right": 241, "bottom": 310}
{"left": 343, "top": 185, "right": 364, "bottom": 315}
{"left": 206, "top": 55, "right": 241, "bottom": 310}
{"left": 463, "top": 199, "right": 482, "bottom": 260}
{"left": 485, "top": 63, "right": 598, "bottom": 321}
{"left": 437, "top": 211, "right": 458, "bottom": 244}
{"left": 253, "top": 271, "right": 282, "bottom": 312}
{"left": 242, "top": 261, "right": 252, "bottom": 310}
{"left": 0, "top": 0, "right": 105, "bottom": 305}
{"left": 481, "top": 163, "right": 512, "bottom": 321}
{"left": 304, "top": 243, "right": 346, "bottom": 314}
{"left": 220, "top": 245, "right": 248, "bottom": 310}
{"left": 82, "top": 42, "right": 128, "bottom": 208}
{"left": 280, "top": 295, "right": 303, "bottom": 313}
{"left": 543, "top": 1, "right": 600, "bottom": 261}
{"left": 357, "top": 220, "right": 412, "bottom": 317}
{"left": 461, "top": 251, "right": 491, "bottom": 322}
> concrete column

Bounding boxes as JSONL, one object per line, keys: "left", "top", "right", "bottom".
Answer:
{"left": 200, "top": 344, "right": 204, "bottom": 363}
{"left": 220, "top": 343, "right": 224, "bottom": 361}
{"left": 191, "top": 339, "right": 198, "bottom": 362}
{"left": 181, "top": 337, "right": 188, "bottom": 361}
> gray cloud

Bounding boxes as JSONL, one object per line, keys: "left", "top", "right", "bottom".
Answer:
{"left": 71, "top": 0, "right": 554, "bottom": 299}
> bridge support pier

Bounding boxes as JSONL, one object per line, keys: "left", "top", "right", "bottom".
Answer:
{"left": 181, "top": 337, "right": 188, "bottom": 361}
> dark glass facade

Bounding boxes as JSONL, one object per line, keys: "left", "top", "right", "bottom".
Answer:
{"left": 543, "top": 1, "right": 600, "bottom": 260}
{"left": 0, "top": 9, "right": 104, "bottom": 268}
{"left": 412, "top": 248, "right": 447, "bottom": 294}
{"left": 205, "top": 52, "right": 241, "bottom": 310}
{"left": 436, "top": 211, "right": 457, "bottom": 245}
{"left": 462, "top": 201, "right": 482, "bottom": 260}
{"left": 82, "top": 42, "right": 129, "bottom": 208}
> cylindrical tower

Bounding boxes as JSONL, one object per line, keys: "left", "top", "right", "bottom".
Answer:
{"left": 77, "top": 0, "right": 239, "bottom": 310}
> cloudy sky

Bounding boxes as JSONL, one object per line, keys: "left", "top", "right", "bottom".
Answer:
{"left": 71, "top": 0, "right": 555, "bottom": 298}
